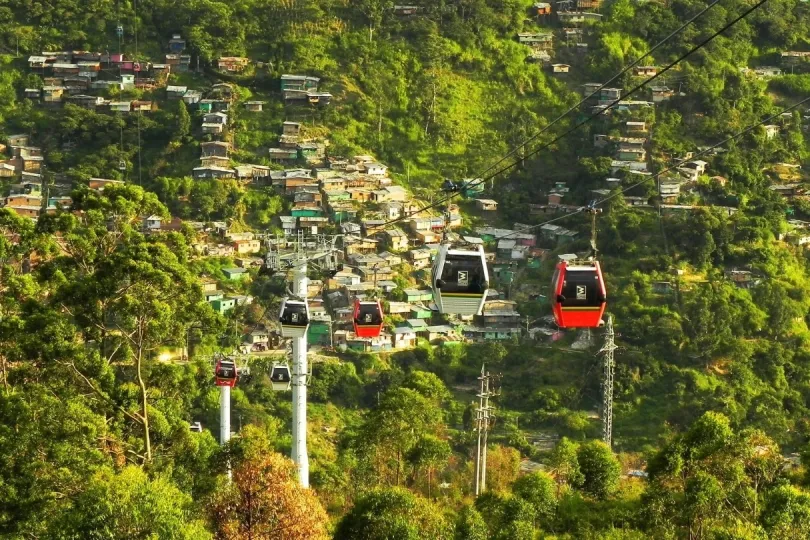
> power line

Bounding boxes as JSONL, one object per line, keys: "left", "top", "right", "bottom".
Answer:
{"left": 470, "top": 0, "right": 725, "bottom": 184}
{"left": 600, "top": 96, "right": 810, "bottom": 205}
{"left": 491, "top": 94, "right": 810, "bottom": 243}
{"left": 371, "top": 0, "right": 768, "bottom": 235}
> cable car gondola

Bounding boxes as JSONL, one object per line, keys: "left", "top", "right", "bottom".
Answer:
{"left": 551, "top": 260, "right": 606, "bottom": 328}
{"left": 270, "top": 364, "right": 292, "bottom": 391}
{"left": 353, "top": 299, "right": 384, "bottom": 338}
{"left": 279, "top": 298, "right": 309, "bottom": 338}
{"left": 432, "top": 244, "right": 489, "bottom": 316}
{"left": 214, "top": 358, "right": 238, "bottom": 387}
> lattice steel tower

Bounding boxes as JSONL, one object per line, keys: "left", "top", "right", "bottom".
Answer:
{"left": 599, "top": 315, "right": 617, "bottom": 448}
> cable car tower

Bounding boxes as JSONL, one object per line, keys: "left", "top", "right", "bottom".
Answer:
{"left": 599, "top": 315, "right": 617, "bottom": 449}
{"left": 263, "top": 231, "right": 341, "bottom": 488}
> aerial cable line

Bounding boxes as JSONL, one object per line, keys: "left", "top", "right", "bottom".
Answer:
{"left": 368, "top": 0, "right": 727, "bottom": 230}
{"left": 443, "top": 0, "right": 769, "bottom": 197}
{"left": 372, "top": 0, "right": 768, "bottom": 234}
{"left": 471, "top": 0, "right": 725, "bottom": 183}
{"left": 490, "top": 95, "right": 810, "bottom": 242}
{"left": 599, "top": 96, "right": 810, "bottom": 206}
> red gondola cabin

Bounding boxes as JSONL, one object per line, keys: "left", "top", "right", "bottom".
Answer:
{"left": 551, "top": 260, "right": 606, "bottom": 328}
{"left": 353, "top": 299, "right": 384, "bottom": 338}
{"left": 214, "top": 359, "right": 238, "bottom": 387}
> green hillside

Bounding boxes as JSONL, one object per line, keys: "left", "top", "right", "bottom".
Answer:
{"left": 3, "top": 0, "right": 810, "bottom": 538}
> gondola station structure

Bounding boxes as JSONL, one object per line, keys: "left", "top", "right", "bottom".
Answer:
{"left": 551, "top": 259, "right": 607, "bottom": 328}
{"left": 352, "top": 299, "right": 385, "bottom": 338}
{"left": 262, "top": 233, "right": 342, "bottom": 488}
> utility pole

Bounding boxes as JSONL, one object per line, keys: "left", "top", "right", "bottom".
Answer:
{"left": 474, "top": 365, "right": 484, "bottom": 496}
{"left": 480, "top": 372, "right": 491, "bottom": 493}
{"left": 474, "top": 365, "right": 498, "bottom": 496}
{"left": 599, "top": 315, "right": 617, "bottom": 449}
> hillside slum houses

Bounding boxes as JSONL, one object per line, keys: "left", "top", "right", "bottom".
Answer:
{"left": 0, "top": 134, "right": 127, "bottom": 219}
{"left": 280, "top": 74, "right": 332, "bottom": 106}
{"left": 7, "top": 59, "right": 544, "bottom": 354}
{"left": 21, "top": 34, "right": 257, "bottom": 115}
{"left": 182, "top": 149, "right": 539, "bottom": 353}
{"left": 578, "top": 75, "right": 810, "bottom": 214}
{"left": 25, "top": 46, "right": 178, "bottom": 108}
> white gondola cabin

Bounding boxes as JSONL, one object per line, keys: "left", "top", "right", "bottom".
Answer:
{"left": 214, "top": 359, "right": 238, "bottom": 387}
{"left": 432, "top": 244, "right": 489, "bottom": 316}
{"left": 279, "top": 298, "right": 309, "bottom": 338}
{"left": 270, "top": 364, "right": 292, "bottom": 391}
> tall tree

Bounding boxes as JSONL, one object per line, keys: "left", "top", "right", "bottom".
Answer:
{"left": 53, "top": 466, "right": 210, "bottom": 539}
{"left": 454, "top": 506, "right": 488, "bottom": 540}
{"left": 334, "top": 487, "right": 453, "bottom": 540}
{"left": 53, "top": 185, "right": 213, "bottom": 463}
{"left": 210, "top": 451, "right": 328, "bottom": 539}
{"left": 576, "top": 441, "right": 620, "bottom": 501}
{"left": 359, "top": 387, "right": 444, "bottom": 486}
{"left": 643, "top": 412, "right": 785, "bottom": 538}
{"left": 549, "top": 437, "right": 584, "bottom": 495}
{"left": 512, "top": 471, "right": 558, "bottom": 524}
{"left": 175, "top": 100, "right": 191, "bottom": 141}
{"left": 407, "top": 434, "right": 451, "bottom": 498}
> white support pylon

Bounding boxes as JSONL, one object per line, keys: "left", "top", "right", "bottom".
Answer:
{"left": 291, "top": 262, "right": 310, "bottom": 488}
{"left": 220, "top": 385, "right": 231, "bottom": 445}
{"left": 220, "top": 384, "right": 232, "bottom": 481}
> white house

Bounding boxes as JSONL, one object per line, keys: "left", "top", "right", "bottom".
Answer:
{"left": 391, "top": 327, "right": 417, "bottom": 349}
{"left": 247, "top": 329, "right": 270, "bottom": 345}
{"left": 203, "top": 112, "right": 228, "bottom": 125}
{"left": 144, "top": 215, "right": 163, "bottom": 231}
{"left": 202, "top": 123, "right": 224, "bottom": 135}
{"left": 475, "top": 199, "right": 498, "bottom": 211}
{"left": 365, "top": 162, "right": 388, "bottom": 175}
{"left": 610, "top": 160, "right": 648, "bottom": 174}
{"left": 659, "top": 183, "right": 681, "bottom": 202}
{"left": 687, "top": 160, "right": 708, "bottom": 174}
{"left": 109, "top": 101, "right": 132, "bottom": 113}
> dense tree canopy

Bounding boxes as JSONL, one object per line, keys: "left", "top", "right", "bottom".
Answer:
{"left": 2, "top": 0, "right": 810, "bottom": 537}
